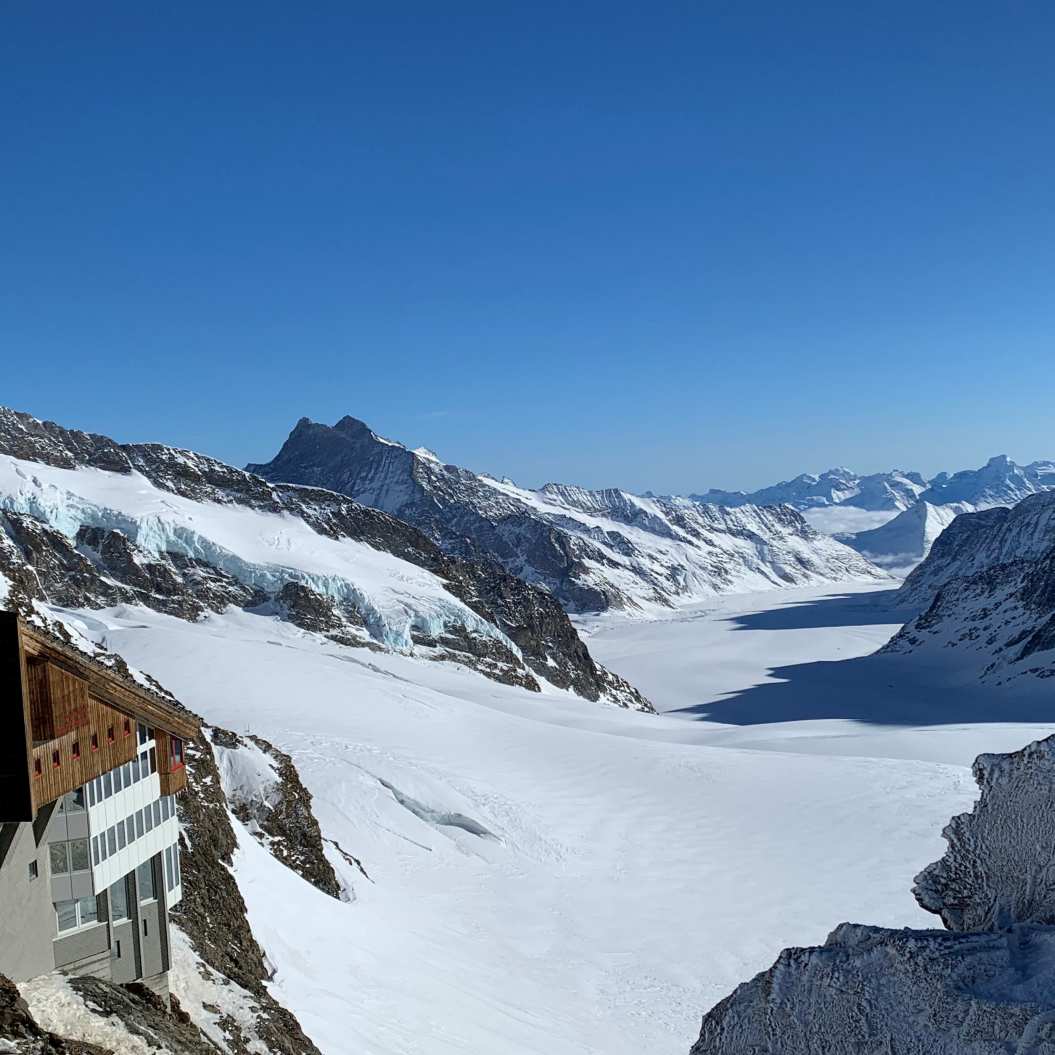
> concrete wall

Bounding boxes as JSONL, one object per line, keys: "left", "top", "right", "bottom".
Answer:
{"left": 0, "top": 821, "right": 54, "bottom": 981}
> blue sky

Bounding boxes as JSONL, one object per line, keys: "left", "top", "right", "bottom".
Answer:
{"left": 2, "top": 3, "right": 1053, "bottom": 493}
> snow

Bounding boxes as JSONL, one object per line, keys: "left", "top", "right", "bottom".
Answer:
{"left": 56, "top": 581, "right": 1055, "bottom": 1055}
{"left": 211, "top": 730, "right": 281, "bottom": 810}
{"left": 19, "top": 973, "right": 159, "bottom": 1055}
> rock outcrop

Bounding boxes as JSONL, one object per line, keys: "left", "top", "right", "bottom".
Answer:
{"left": 689, "top": 733, "right": 1055, "bottom": 1053}
{"left": 209, "top": 727, "right": 344, "bottom": 900}
{"left": 0, "top": 973, "right": 110, "bottom": 1054}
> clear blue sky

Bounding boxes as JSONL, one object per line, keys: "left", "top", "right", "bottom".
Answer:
{"left": 2, "top": 3, "right": 1053, "bottom": 493}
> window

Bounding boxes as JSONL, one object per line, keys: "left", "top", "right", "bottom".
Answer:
{"left": 71, "top": 740, "right": 81, "bottom": 760}
{"left": 171, "top": 737, "right": 185, "bottom": 770}
{"left": 115, "top": 939, "right": 122, "bottom": 959}
{"left": 173, "top": 846, "right": 181, "bottom": 887}
{"left": 28, "top": 860, "right": 38, "bottom": 881}
{"left": 107, "top": 725, "right": 115, "bottom": 744}
{"left": 149, "top": 747, "right": 157, "bottom": 775}
{"left": 113, "top": 766, "right": 123, "bottom": 793}
{"left": 152, "top": 800, "right": 161, "bottom": 827}
{"left": 55, "top": 896, "right": 99, "bottom": 933}
{"left": 91, "top": 732, "right": 99, "bottom": 753}
{"left": 33, "top": 758, "right": 41, "bottom": 779}
{"left": 98, "top": 835, "right": 108, "bottom": 862}
{"left": 123, "top": 718, "right": 132, "bottom": 737}
{"left": 125, "top": 817, "right": 135, "bottom": 844}
{"left": 137, "top": 860, "right": 156, "bottom": 902}
{"left": 117, "top": 824, "right": 126, "bottom": 850}
{"left": 106, "top": 828, "right": 117, "bottom": 856}
{"left": 109, "top": 878, "right": 130, "bottom": 921}
{"left": 161, "top": 796, "right": 170, "bottom": 821}
{"left": 50, "top": 842, "right": 69, "bottom": 875}
{"left": 131, "top": 756, "right": 140, "bottom": 782}
{"left": 51, "top": 749, "right": 60, "bottom": 769}
{"left": 140, "top": 750, "right": 149, "bottom": 775}
{"left": 69, "top": 839, "right": 90, "bottom": 872}
{"left": 92, "top": 837, "right": 100, "bottom": 866}
{"left": 102, "top": 772, "right": 112, "bottom": 797}
{"left": 144, "top": 805, "right": 154, "bottom": 833}
{"left": 70, "top": 787, "right": 85, "bottom": 811}
{"left": 135, "top": 810, "right": 144, "bottom": 839}
{"left": 137, "top": 723, "right": 152, "bottom": 746}
{"left": 165, "top": 846, "right": 175, "bottom": 892}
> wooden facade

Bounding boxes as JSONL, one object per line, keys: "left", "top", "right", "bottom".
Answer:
{"left": 1, "top": 615, "right": 198, "bottom": 821}
{"left": 155, "top": 731, "right": 189, "bottom": 796}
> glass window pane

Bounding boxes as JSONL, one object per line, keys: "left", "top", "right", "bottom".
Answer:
{"left": 135, "top": 810, "right": 144, "bottom": 838}
{"left": 110, "top": 878, "right": 129, "bottom": 921}
{"left": 87, "top": 780, "right": 96, "bottom": 807}
{"left": 116, "top": 825, "right": 126, "bottom": 850}
{"left": 113, "top": 766, "right": 124, "bottom": 793}
{"left": 49, "top": 843, "right": 69, "bottom": 875}
{"left": 70, "top": 788, "right": 85, "bottom": 811}
{"left": 99, "top": 835, "right": 108, "bottom": 862}
{"left": 153, "top": 801, "right": 161, "bottom": 826}
{"left": 69, "top": 839, "right": 90, "bottom": 872}
{"left": 55, "top": 899, "right": 77, "bottom": 932}
{"left": 173, "top": 846, "right": 180, "bottom": 886}
{"left": 103, "top": 772, "right": 113, "bottom": 797}
{"left": 149, "top": 747, "right": 157, "bottom": 774}
{"left": 131, "top": 757, "right": 140, "bottom": 782}
{"left": 78, "top": 896, "right": 98, "bottom": 926}
{"left": 137, "top": 860, "right": 156, "bottom": 901}
{"left": 126, "top": 817, "right": 135, "bottom": 844}
{"left": 92, "top": 837, "right": 100, "bottom": 866}
{"left": 107, "top": 828, "right": 117, "bottom": 855}
{"left": 144, "top": 806, "right": 154, "bottom": 833}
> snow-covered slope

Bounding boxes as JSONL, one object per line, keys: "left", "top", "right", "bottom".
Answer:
{"left": 883, "top": 492, "right": 1055, "bottom": 684}
{"left": 844, "top": 501, "right": 972, "bottom": 571}
{"left": 0, "top": 406, "right": 648, "bottom": 709}
{"left": 248, "top": 416, "right": 888, "bottom": 613}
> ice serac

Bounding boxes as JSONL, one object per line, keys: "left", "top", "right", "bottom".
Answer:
{"left": 882, "top": 491, "right": 1055, "bottom": 683}
{"left": 690, "top": 734, "right": 1055, "bottom": 1054}
{"left": 248, "top": 416, "right": 888, "bottom": 614}
{"left": 0, "top": 405, "right": 650, "bottom": 710}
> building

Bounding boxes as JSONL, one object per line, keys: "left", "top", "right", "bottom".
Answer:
{"left": 0, "top": 613, "right": 198, "bottom": 997}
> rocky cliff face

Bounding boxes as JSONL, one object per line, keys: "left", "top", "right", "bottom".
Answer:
{"left": 882, "top": 492, "right": 1055, "bottom": 683}
{"left": 248, "top": 416, "right": 887, "bottom": 613}
{"left": 689, "top": 733, "right": 1055, "bottom": 1054}
{"left": 0, "top": 405, "right": 650, "bottom": 711}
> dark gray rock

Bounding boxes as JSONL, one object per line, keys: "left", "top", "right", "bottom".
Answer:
{"left": 914, "top": 735, "right": 1055, "bottom": 932}
{"left": 690, "top": 923, "right": 1055, "bottom": 1055}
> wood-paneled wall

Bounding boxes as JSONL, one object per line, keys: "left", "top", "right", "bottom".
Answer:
{"left": 155, "top": 731, "right": 189, "bottom": 796}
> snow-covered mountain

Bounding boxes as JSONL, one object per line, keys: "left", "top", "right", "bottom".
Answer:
{"left": 696, "top": 455, "right": 1055, "bottom": 514}
{"left": 693, "top": 467, "right": 928, "bottom": 512}
{"left": 919, "top": 454, "right": 1055, "bottom": 507}
{"left": 0, "top": 406, "right": 648, "bottom": 710}
{"left": 882, "top": 491, "right": 1055, "bottom": 683}
{"left": 844, "top": 501, "right": 973, "bottom": 571}
{"left": 247, "top": 416, "right": 888, "bottom": 613}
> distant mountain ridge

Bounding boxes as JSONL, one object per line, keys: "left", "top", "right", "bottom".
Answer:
{"left": 694, "top": 455, "right": 1054, "bottom": 513}
{"left": 248, "top": 416, "right": 887, "bottom": 613}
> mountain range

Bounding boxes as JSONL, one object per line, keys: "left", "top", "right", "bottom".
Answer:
{"left": 247, "top": 416, "right": 886, "bottom": 613}
{"left": 694, "top": 455, "right": 1055, "bottom": 512}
